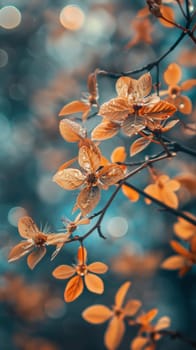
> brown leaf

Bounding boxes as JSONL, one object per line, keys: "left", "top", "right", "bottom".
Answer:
{"left": 88, "top": 262, "right": 108, "bottom": 274}
{"left": 76, "top": 186, "right": 101, "bottom": 216}
{"left": 161, "top": 119, "right": 179, "bottom": 132}
{"left": 53, "top": 168, "right": 85, "bottom": 190}
{"left": 18, "top": 216, "right": 39, "bottom": 239}
{"left": 87, "top": 71, "right": 98, "bottom": 105}
{"left": 27, "top": 247, "right": 46, "bottom": 269}
{"left": 59, "top": 100, "right": 89, "bottom": 117}
{"left": 82, "top": 305, "right": 113, "bottom": 324}
{"left": 115, "top": 77, "right": 132, "bottom": 97}
{"left": 91, "top": 120, "right": 120, "bottom": 141}
{"left": 164, "top": 63, "right": 182, "bottom": 85}
{"left": 59, "top": 119, "right": 86, "bottom": 142}
{"left": 52, "top": 265, "right": 75, "bottom": 279}
{"left": 115, "top": 281, "right": 131, "bottom": 308}
{"left": 130, "top": 136, "right": 153, "bottom": 156}
{"left": 64, "top": 275, "right": 84, "bottom": 302}
{"left": 84, "top": 273, "right": 104, "bottom": 294}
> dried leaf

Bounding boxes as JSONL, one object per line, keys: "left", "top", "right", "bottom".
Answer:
{"left": 130, "top": 136, "right": 153, "bottom": 156}
{"left": 104, "top": 317, "right": 125, "bottom": 350}
{"left": 18, "top": 216, "right": 39, "bottom": 239}
{"left": 64, "top": 275, "right": 83, "bottom": 302}
{"left": 76, "top": 186, "right": 101, "bottom": 216}
{"left": 121, "top": 184, "right": 140, "bottom": 202}
{"left": 52, "top": 265, "right": 75, "bottom": 279}
{"left": 164, "top": 63, "right": 182, "bottom": 85}
{"left": 59, "top": 100, "right": 89, "bottom": 117}
{"left": 59, "top": 119, "right": 85, "bottom": 142}
{"left": 91, "top": 120, "right": 120, "bottom": 141}
{"left": 84, "top": 273, "right": 104, "bottom": 294}
{"left": 53, "top": 168, "right": 85, "bottom": 190}
{"left": 88, "top": 262, "right": 108, "bottom": 274}
{"left": 116, "top": 76, "right": 132, "bottom": 97}
{"left": 87, "top": 71, "right": 98, "bottom": 104}
{"left": 161, "top": 255, "right": 186, "bottom": 269}
{"left": 82, "top": 305, "right": 113, "bottom": 324}
{"left": 161, "top": 119, "right": 179, "bottom": 132}
{"left": 27, "top": 247, "right": 46, "bottom": 269}
{"left": 57, "top": 157, "right": 78, "bottom": 171}
{"left": 115, "top": 281, "right": 131, "bottom": 308}
{"left": 111, "top": 146, "right": 127, "bottom": 163}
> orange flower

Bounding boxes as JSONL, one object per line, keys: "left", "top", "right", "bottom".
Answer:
{"left": 53, "top": 140, "right": 125, "bottom": 215}
{"left": 174, "top": 213, "right": 196, "bottom": 240}
{"left": 144, "top": 174, "right": 180, "bottom": 208}
{"left": 82, "top": 281, "right": 142, "bottom": 350}
{"left": 92, "top": 73, "right": 176, "bottom": 140}
{"left": 8, "top": 216, "right": 70, "bottom": 269}
{"left": 160, "top": 63, "right": 196, "bottom": 114}
{"left": 161, "top": 238, "right": 196, "bottom": 276}
{"left": 131, "top": 308, "right": 171, "bottom": 350}
{"left": 52, "top": 246, "right": 108, "bottom": 302}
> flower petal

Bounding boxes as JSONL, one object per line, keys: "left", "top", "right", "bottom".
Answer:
{"left": 131, "top": 336, "right": 149, "bottom": 350}
{"left": 77, "top": 246, "right": 87, "bottom": 265}
{"left": 91, "top": 121, "right": 120, "bottom": 141}
{"left": 99, "top": 97, "right": 132, "bottom": 121}
{"left": 27, "top": 247, "right": 46, "bottom": 269}
{"left": 115, "top": 281, "right": 131, "bottom": 308}
{"left": 124, "top": 299, "right": 142, "bottom": 316}
{"left": 59, "top": 100, "right": 89, "bottom": 117}
{"left": 161, "top": 255, "right": 186, "bottom": 270}
{"left": 161, "top": 189, "right": 179, "bottom": 208}
{"left": 78, "top": 142, "right": 101, "bottom": 173}
{"left": 53, "top": 168, "right": 85, "bottom": 190}
{"left": 174, "top": 215, "right": 196, "bottom": 240}
{"left": 111, "top": 146, "right": 127, "bottom": 163}
{"left": 137, "top": 72, "right": 152, "bottom": 98}
{"left": 140, "top": 100, "right": 176, "bottom": 120}
{"left": 8, "top": 241, "right": 34, "bottom": 262}
{"left": 104, "top": 317, "right": 125, "bottom": 350}
{"left": 88, "top": 262, "right": 108, "bottom": 274}
{"left": 115, "top": 76, "right": 132, "bottom": 97}
{"left": 155, "top": 316, "right": 171, "bottom": 331}
{"left": 18, "top": 216, "right": 39, "bottom": 239}
{"left": 59, "top": 119, "right": 86, "bottom": 142}
{"left": 121, "top": 115, "right": 145, "bottom": 137}
{"left": 98, "top": 164, "right": 125, "bottom": 188}
{"left": 122, "top": 184, "right": 140, "bottom": 202}
{"left": 170, "top": 240, "right": 191, "bottom": 258}
{"left": 84, "top": 273, "right": 104, "bottom": 294}
{"left": 181, "top": 79, "right": 196, "bottom": 91}
{"left": 64, "top": 275, "right": 84, "bottom": 302}
{"left": 130, "top": 136, "right": 153, "bottom": 156}
{"left": 52, "top": 265, "right": 75, "bottom": 279}
{"left": 82, "top": 305, "right": 113, "bottom": 324}
{"left": 164, "top": 63, "right": 182, "bottom": 85}
{"left": 76, "top": 186, "right": 101, "bottom": 216}
{"left": 137, "top": 308, "right": 158, "bottom": 324}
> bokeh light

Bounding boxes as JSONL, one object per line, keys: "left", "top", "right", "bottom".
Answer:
{"left": 0, "top": 49, "right": 8, "bottom": 68}
{"left": 0, "top": 6, "right": 21, "bottom": 30}
{"left": 8, "top": 206, "right": 27, "bottom": 227}
{"left": 107, "top": 216, "right": 128, "bottom": 238}
{"left": 59, "top": 5, "right": 85, "bottom": 31}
